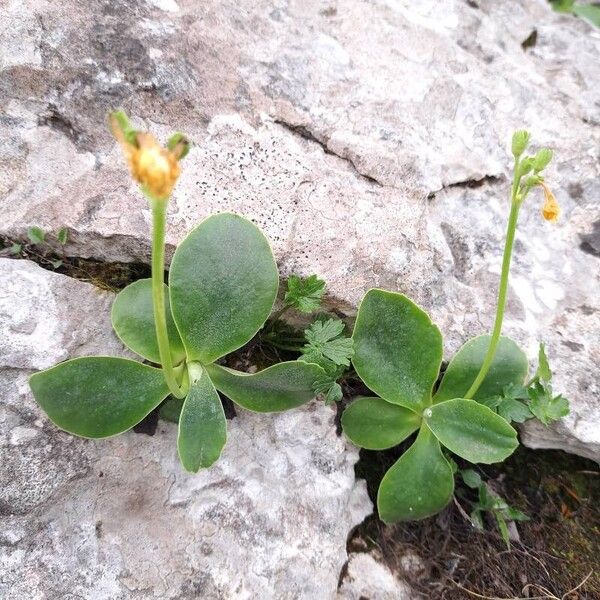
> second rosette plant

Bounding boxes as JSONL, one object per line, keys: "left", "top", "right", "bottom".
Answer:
{"left": 29, "top": 113, "right": 322, "bottom": 472}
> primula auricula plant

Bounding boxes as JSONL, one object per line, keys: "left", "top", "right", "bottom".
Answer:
{"left": 29, "top": 112, "right": 323, "bottom": 472}
{"left": 341, "top": 131, "right": 569, "bottom": 523}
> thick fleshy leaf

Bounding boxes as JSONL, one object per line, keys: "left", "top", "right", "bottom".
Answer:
{"left": 111, "top": 279, "right": 185, "bottom": 365}
{"left": 377, "top": 426, "right": 454, "bottom": 522}
{"left": 29, "top": 357, "right": 170, "bottom": 438}
{"left": 427, "top": 398, "right": 518, "bottom": 464}
{"left": 352, "top": 289, "right": 443, "bottom": 410}
{"left": 204, "top": 361, "right": 323, "bottom": 412}
{"left": 169, "top": 213, "right": 278, "bottom": 364}
{"left": 177, "top": 366, "right": 226, "bottom": 472}
{"left": 341, "top": 397, "right": 421, "bottom": 450}
{"left": 434, "top": 335, "right": 528, "bottom": 403}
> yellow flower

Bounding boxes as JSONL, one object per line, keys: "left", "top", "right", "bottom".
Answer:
{"left": 540, "top": 182, "right": 560, "bottom": 223}
{"left": 110, "top": 114, "right": 185, "bottom": 201}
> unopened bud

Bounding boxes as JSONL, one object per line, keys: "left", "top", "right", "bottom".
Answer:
{"left": 511, "top": 130, "right": 531, "bottom": 158}
{"left": 533, "top": 148, "right": 553, "bottom": 172}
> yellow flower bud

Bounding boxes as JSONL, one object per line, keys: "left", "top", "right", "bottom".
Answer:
{"left": 109, "top": 114, "right": 182, "bottom": 201}
{"left": 133, "top": 133, "right": 181, "bottom": 200}
{"left": 540, "top": 182, "right": 560, "bottom": 223}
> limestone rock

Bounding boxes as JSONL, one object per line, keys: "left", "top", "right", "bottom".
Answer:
{"left": 1, "top": 0, "right": 598, "bottom": 460}
{"left": 0, "top": 258, "right": 372, "bottom": 599}
{"left": 338, "top": 552, "right": 417, "bottom": 600}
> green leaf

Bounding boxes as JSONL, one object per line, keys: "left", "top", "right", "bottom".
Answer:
{"left": 50, "top": 260, "right": 63, "bottom": 270}
{"left": 377, "top": 426, "right": 454, "bottom": 522}
{"left": 57, "top": 227, "right": 68, "bottom": 245}
{"left": 498, "top": 397, "right": 533, "bottom": 423}
{"left": 352, "top": 289, "right": 443, "bottom": 411}
{"left": 434, "top": 335, "right": 528, "bottom": 403}
{"left": 284, "top": 274, "right": 326, "bottom": 313}
{"left": 27, "top": 226, "right": 45, "bottom": 244}
{"left": 112, "top": 279, "right": 186, "bottom": 365}
{"left": 159, "top": 397, "right": 184, "bottom": 423}
{"left": 505, "top": 506, "right": 529, "bottom": 522}
{"left": 460, "top": 468, "right": 482, "bottom": 489}
{"left": 205, "top": 361, "right": 324, "bottom": 412}
{"left": 527, "top": 382, "right": 569, "bottom": 425}
{"left": 29, "top": 357, "right": 170, "bottom": 438}
{"left": 177, "top": 365, "right": 226, "bottom": 472}
{"left": 550, "top": 0, "right": 575, "bottom": 13}
{"left": 342, "top": 396, "right": 420, "bottom": 450}
{"left": 323, "top": 382, "right": 343, "bottom": 405}
{"left": 573, "top": 5, "right": 600, "bottom": 27}
{"left": 169, "top": 213, "right": 279, "bottom": 364}
{"left": 9, "top": 243, "right": 22, "bottom": 255}
{"left": 302, "top": 318, "right": 354, "bottom": 367}
{"left": 312, "top": 371, "right": 344, "bottom": 405}
{"left": 427, "top": 398, "right": 518, "bottom": 464}
{"left": 494, "top": 511, "right": 511, "bottom": 549}
{"left": 470, "top": 509, "right": 484, "bottom": 530}
{"left": 535, "top": 343, "right": 552, "bottom": 382}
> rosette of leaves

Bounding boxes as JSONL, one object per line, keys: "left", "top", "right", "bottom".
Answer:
{"left": 30, "top": 213, "right": 323, "bottom": 472}
{"left": 341, "top": 289, "right": 527, "bottom": 523}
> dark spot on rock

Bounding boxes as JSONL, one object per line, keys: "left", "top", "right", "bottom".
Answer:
{"left": 95, "top": 521, "right": 103, "bottom": 538}
{"left": 579, "top": 220, "right": 600, "bottom": 258}
{"left": 320, "top": 7, "right": 338, "bottom": 17}
{"left": 580, "top": 304, "right": 597, "bottom": 316}
{"left": 133, "top": 408, "right": 159, "bottom": 436}
{"left": 521, "top": 29, "right": 537, "bottom": 50}
{"left": 440, "top": 222, "right": 471, "bottom": 282}
{"left": 37, "top": 105, "right": 89, "bottom": 148}
{"left": 568, "top": 182, "right": 584, "bottom": 200}
{"left": 562, "top": 340, "right": 584, "bottom": 352}
{"left": 465, "top": 0, "right": 479, "bottom": 7}
{"left": 98, "top": 471, "right": 104, "bottom": 478}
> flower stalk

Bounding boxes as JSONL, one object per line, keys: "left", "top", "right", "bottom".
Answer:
{"left": 110, "top": 110, "right": 190, "bottom": 398}
{"left": 464, "top": 132, "right": 559, "bottom": 400}
{"left": 150, "top": 198, "right": 187, "bottom": 398}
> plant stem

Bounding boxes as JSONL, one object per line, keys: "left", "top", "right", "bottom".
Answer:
{"left": 150, "top": 199, "right": 187, "bottom": 399}
{"left": 464, "top": 184, "right": 522, "bottom": 400}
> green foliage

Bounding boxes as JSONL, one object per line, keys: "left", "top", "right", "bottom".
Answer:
{"left": 177, "top": 364, "right": 226, "bottom": 472}
{"left": 434, "top": 335, "right": 528, "bottom": 404}
{"left": 299, "top": 318, "right": 353, "bottom": 404}
{"left": 462, "top": 472, "right": 529, "bottom": 549}
{"left": 112, "top": 279, "right": 186, "bottom": 365}
{"left": 205, "top": 361, "right": 324, "bottom": 412}
{"left": 378, "top": 427, "right": 454, "bottom": 522}
{"left": 29, "top": 357, "right": 170, "bottom": 438}
{"left": 427, "top": 399, "right": 518, "bottom": 464}
{"left": 57, "top": 227, "right": 69, "bottom": 245}
{"left": 9, "top": 243, "right": 22, "bottom": 255}
{"left": 284, "top": 274, "right": 326, "bottom": 313}
{"left": 550, "top": 0, "right": 600, "bottom": 27}
{"left": 301, "top": 318, "right": 354, "bottom": 367}
{"left": 341, "top": 397, "right": 420, "bottom": 450}
{"left": 480, "top": 344, "right": 569, "bottom": 426}
{"left": 352, "top": 289, "right": 443, "bottom": 411}
{"left": 30, "top": 213, "right": 323, "bottom": 472}
{"left": 27, "top": 226, "right": 46, "bottom": 244}
{"left": 343, "top": 290, "right": 522, "bottom": 522}
{"left": 169, "top": 214, "right": 279, "bottom": 364}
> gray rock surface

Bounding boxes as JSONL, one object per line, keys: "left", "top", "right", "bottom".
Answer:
{"left": 1, "top": 0, "right": 598, "bottom": 460}
{"left": 0, "top": 258, "right": 371, "bottom": 599}
{"left": 338, "top": 552, "right": 417, "bottom": 600}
